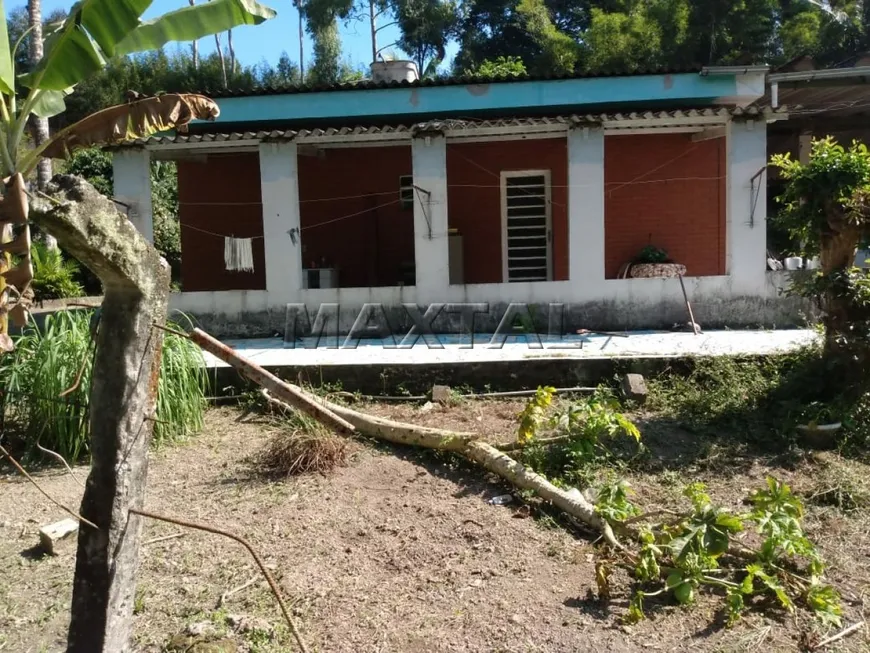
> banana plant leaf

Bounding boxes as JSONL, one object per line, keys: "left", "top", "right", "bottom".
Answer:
{"left": 0, "top": 0, "right": 14, "bottom": 95}
{"left": 20, "top": 0, "right": 276, "bottom": 91}
{"left": 42, "top": 94, "right": 219, "bottom": 160}
{"left": 116, "top": 0, "right": 276, "bottom": 57}
{"left": 31, "top": 88, "right": 75, "bottom": 119}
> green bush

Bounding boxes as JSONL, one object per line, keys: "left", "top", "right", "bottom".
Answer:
{"left": 151, "top": 160, "right": 182, "bottom": 280}
{"left": 62, "top": 147, "right": 113, "bottom": 196}
{"left": 0, "top": 310, "right": 207, "bottom": 462}
{"left": 30, "top": 242, "right": 84, "bottom": 301}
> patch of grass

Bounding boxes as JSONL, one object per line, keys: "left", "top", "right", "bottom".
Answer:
{"left": 646, "top": 346, "right": 870, "bottom": 452}
{"left": 0, "top": 310, "right": 207, "bottom": 462}
{"left": 805, "top": 457, "right": 870, "bottom": 513}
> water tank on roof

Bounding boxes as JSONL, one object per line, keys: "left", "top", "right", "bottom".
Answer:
{"left": 370, "top": 60, "right": 419, "bottom": 84}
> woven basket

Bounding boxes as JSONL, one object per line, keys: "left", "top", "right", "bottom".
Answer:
{"left": 629, "top": 263, "right": 687, "bottom": 279}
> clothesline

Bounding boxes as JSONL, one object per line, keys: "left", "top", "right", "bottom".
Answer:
{"left": 177, "top": 175, "right": 724, "bottom": 210}
{"left": 179, "top": 197, "right": 404, "bottom": 240}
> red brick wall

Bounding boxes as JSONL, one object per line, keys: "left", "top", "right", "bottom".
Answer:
{"left": 604, "top": 133, "right": 726, "bottom": 278}
{"left": 447, "top": 139, "right": 569, "bottom": 284}
{"left": 178, "top": 153, "right": 266, "bottom": 292}
{"left": 298, "top": 145, "right": 414, "bottom": 288}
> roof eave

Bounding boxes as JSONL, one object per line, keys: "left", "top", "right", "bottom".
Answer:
{"left": 768, "top": 66, "right": 870, "bottom": 84}
{"left": 701, "top": 65, "right": 770, "bottom": 76}
{"left": 112, "top": 107, "right": 784, "bottom": 152}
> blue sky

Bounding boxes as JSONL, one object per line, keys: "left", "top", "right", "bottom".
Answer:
{"left": 9, "top": 0, "right": 455, "bottom": 72}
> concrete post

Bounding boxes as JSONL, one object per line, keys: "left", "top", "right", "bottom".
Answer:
{"left": 727, "top": 119, "right": 768, "bottom": 291}
{"left": 567, "top": 127, "right": 606, "bottom": 286}
{"left": 798, "top": 131, "right": 813, "bottom": 164}
{"left": 112, "top": 148, "right": 153, "bottom": 243}
{"left": 411, "top": 134, "right": 450, "bottom": 303}
{"left": 259, "top": 141, "right": 302, "bottom": 302}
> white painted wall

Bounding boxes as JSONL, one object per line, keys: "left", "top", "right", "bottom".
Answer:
{"left": 112, "top": 148, "right": 153, "bottom": 242}
{"left": 412, "top": 134, "right": 450, "bottom": 304}
{"left": 259, "top": 142, "right": 303, "bottom": 303}
{"left": 727, "top": 120, "right": 768, "bottom": 293}
{"left": 567, "top": 127, "right": 605, "bottom": 283}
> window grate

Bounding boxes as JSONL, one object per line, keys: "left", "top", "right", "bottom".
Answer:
{"left": 502, "top": 171, "right": 551, "bottom": 282}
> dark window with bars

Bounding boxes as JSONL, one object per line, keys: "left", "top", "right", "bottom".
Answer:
{"left": 399, "top": 175, "right": 414, "bottom": 210}
{"left": 503, "top": 173, "right": 551, "bottom": 282}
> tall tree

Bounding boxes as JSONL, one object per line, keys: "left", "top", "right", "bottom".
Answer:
{"left": 294, "top": 0, "right": 305, "bottom": 78}
{"left": 309, "top": 18, "right": 342, "bottom": 82}
{"left": 189, "top": 0, "right": 199, "bottom": 69}
{"left": 393, "top": 0, "right": 458, "bottom": 75}
{"left": 228, "top": 27, "right": 236, "bottom": 73}
{"left": 301, "top": 0, "right": 354, "bottom": 83}
{"left": 517, "top": 0, "right": 581, "bottom": 73}
{"left": 27, "top": 0, "right": 51, "bottom": 190}
{"left": 215, "top": 30, "right": 228, "bottom": 86}
{"left": 581, "top": 2, "right": 667, "bottom": 72}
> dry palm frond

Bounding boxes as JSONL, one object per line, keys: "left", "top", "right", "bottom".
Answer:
{"left": 42, "top": 94, "right": 219, "bottom": 159}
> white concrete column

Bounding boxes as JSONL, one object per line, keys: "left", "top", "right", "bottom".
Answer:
{"left": 727, "top": 119, "right": 768, "bottom": 291}
{"left": 412, "top": 134, "right": 450, "bottom": 302}
{"left": 259, "top": 141, "right": 302, "bottom": 302}
{"left": 568, "top": 127, "right": 605, "bottom": 287}
{"left": 112, "top": 148, "right": 153, "bottom": 242}
{"left": 798, "top": 131, "right": 813, "bottom": 164}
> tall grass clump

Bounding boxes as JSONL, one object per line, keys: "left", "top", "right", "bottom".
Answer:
{"left": 1, "top": 310, "right": 92, "bottom": 461}
{"left": 0, "top": 310, "right": 207, "bottom": 462}
{"left": 153, "top": 313, "right": 207, "bottom": 445}
{"left": 258, "top": 401, "right": 349, "bottom": 476}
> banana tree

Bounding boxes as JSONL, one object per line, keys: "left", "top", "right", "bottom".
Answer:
{"left": 0, "top": 1, "right": 276, "bottom": 651}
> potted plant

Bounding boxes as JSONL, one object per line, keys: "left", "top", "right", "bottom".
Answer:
{"left": 795, "top": 402, "right": 842, "bottom": 449}
{"left": 629, "top": 245, "right": 688, "bottom": 278}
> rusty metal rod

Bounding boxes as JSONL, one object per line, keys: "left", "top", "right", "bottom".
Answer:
{"left": 130, "top": 508, "right": 309, "bottom": 652}
{"left": 188, "top": 328, "right": 356, "bottom": 434}
{"left": 0, "top": 444, "right": 98, "bottom": 530}
{"left": 575, "top": 329, "right": 630, "bottom": 338}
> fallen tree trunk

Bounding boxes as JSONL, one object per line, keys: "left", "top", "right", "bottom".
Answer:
{"left": 293, "top": 389, "right": 571, "bottom": 453}
{"left": 196, "top": 331, "right": 621, "bottom": 548}
{"left": 307, "top": 396, "right": 477, "bottom": 451}
{"left": 190, "top": 328, "right": 355, "bottom": 435}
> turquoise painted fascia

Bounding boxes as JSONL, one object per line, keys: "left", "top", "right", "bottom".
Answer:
{"left": 202, "top": 73, "right": 741, "bottom": 127}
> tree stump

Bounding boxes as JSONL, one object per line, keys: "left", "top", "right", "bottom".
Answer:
{"left": 32, "top": 175, "right": 170, "bottom": 653}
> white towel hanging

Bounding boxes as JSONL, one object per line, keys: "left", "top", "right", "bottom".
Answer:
{"left": 224, "top": 236, "right": 255, "bottom": 272}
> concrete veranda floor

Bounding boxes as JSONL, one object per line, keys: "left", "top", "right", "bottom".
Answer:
{"left": 201, "top": 329, "right": 819, "bottom": 369}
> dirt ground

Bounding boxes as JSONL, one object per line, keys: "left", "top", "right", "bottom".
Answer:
{"left": 1, "top": 400, "right": 868, "bottom": 652}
